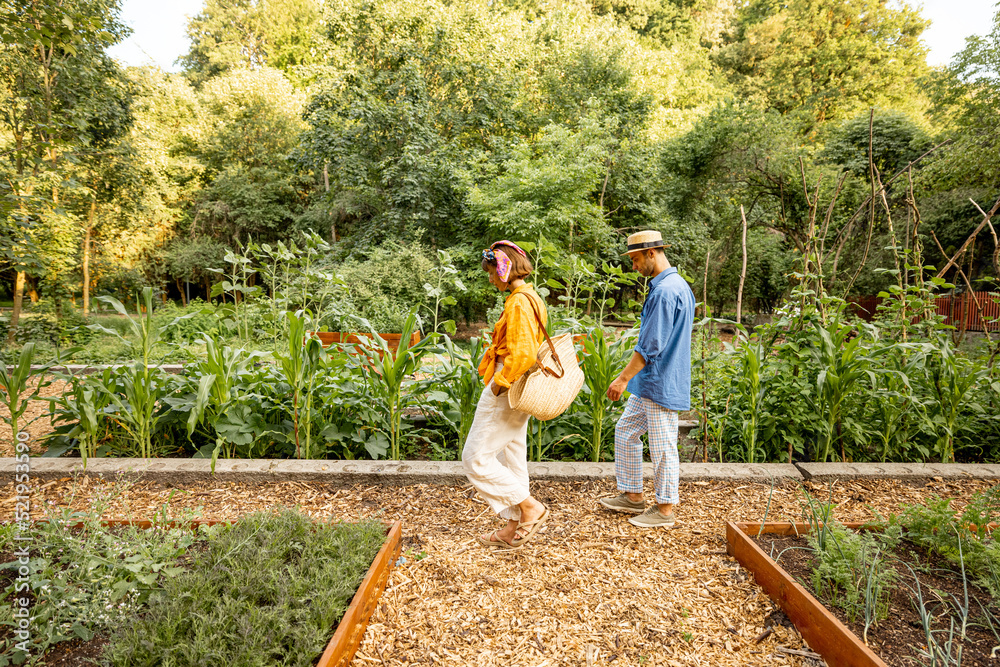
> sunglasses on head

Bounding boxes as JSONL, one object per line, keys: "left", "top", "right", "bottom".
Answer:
{"left": 482, "top": 248, "right": 496, "bottom": 261}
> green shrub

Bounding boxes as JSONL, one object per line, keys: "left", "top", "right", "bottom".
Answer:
{"left": 151, "top": 299, "right": 224, "bottom": 344}
{"left": 333, "top": 242, "right": 434, "bottom": 332}
{"left": 102, "top": 511, "right": 386, "bottom": 667}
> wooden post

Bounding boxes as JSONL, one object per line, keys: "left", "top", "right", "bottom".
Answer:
{"left": 736, "top": 206, "right": 748, "bottom": 327}
{"left": 702, "top": 248, "right": 710, "bottom": 319}
{"left": 83, "top": 199, "right": 94, "bottom": 316}
{"left": 324, "top": 162, "right": 336, "bottom": 243}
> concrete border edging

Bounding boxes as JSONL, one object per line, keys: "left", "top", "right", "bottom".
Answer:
{"left": 12, "top": 458, "right": 1000, "bottom": 486}
{"left": 796, "top": 462, "right": 1000, "bottom": 482}
{"left": 4, "top": 458, "right": 804, "bottom": 485}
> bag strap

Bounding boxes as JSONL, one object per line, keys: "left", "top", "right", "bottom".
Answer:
{"left": 520, "top": 292, "right": 565, "bottom": 379}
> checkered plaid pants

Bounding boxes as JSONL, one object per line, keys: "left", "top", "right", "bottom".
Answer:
{"left": 614, "top": 395, "right": 680, "bottom": 505}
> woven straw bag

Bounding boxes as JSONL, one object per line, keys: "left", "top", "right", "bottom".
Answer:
{"left": 507, "top": 297, "right": 584, "bottom": 420}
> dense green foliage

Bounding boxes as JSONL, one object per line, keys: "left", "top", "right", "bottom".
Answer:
{"left": 3, "top": 0, "right": 998, "bottom": 328}
{"left": 103, "top": 511, "right": 385, "bottom": 667}
{"left": 3, "top": 0, "right": 1000, "bottom": 465}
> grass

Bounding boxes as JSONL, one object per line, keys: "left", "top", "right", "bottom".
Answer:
{"left": 102, "top": 509, "right": 387, "bottom": 667}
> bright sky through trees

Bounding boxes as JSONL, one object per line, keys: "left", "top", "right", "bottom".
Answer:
{"left": 107, "top": 0, "right": 997, "bottom": 71}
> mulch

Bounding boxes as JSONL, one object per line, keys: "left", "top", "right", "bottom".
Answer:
{"left": 0, "top": 377, "right": 68, "bottom": 457}
{"left": 5, "top": 476, "right": 999, "bottom": 666}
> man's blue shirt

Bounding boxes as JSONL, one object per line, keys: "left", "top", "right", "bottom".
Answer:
{"left": 626, "top": 267, "right": 695, "bottom": 411}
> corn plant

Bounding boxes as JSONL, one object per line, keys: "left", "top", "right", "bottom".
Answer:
{"left": 734, "top": 337, "right": 766, "bottom": 464}
{"left": 434, "top": 336, "right": 485, "bottom": 458}
{"left": 579, "top": 325, "right": 638, "bottom": 462}
{"left": 62, "top": 376, "right": 111, "bottom": 466}
{"left": 0, "top": 342, "right": 50, "bottom": 442}
{"left": 174, "top": 334, "right": 268, "bottom": 464}
{"left": 354, "top": 308, "right": 439, "bottom": 460}
{"left": 919, "top": 338, "right": 985, "bottom": 464}
{"left": 275, "top": 311, "right": 327, "bottom": 459}
{"left": 84, "top": 288, "right": 183, "bottom": 459}
{"left": 809, "top": 319, "right": 877, "bottom": 463}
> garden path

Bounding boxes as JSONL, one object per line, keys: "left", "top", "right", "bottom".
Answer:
{"left": 11, "top": 476, "right": 997, "bottom": 666}
{"left": 0, "top": 377, "right": 67, "bottom": 456}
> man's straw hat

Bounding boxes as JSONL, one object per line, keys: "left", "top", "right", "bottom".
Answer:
{"left": 622, "top": 230, "right": 669, "bottom": 255}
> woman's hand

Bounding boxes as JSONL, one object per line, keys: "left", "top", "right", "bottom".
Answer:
{"left": 491, "top": 381, "right": 507, "bottom": 396}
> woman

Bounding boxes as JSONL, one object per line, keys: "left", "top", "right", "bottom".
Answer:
{"left": 462, "top": 240, "right": 550, "bottom": 549}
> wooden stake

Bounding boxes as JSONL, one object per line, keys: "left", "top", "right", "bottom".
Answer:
{"left": 935, "top": 196, "right": 1000, "bottom": 279}
{"left": 737, "top": 206, "right": 748, "bottom": 327}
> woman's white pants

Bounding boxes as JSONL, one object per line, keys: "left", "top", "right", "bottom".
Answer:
{"left": 462, "top": 386, "right": 531, "bottom": 521}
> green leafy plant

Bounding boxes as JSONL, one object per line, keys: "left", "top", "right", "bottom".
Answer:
{"left": 809, "top": 319, "right": 877, "bottom": 463}
{"left": 0, "top": 480, "right": 207, "bottom": 665}
{"left": 101, "top": 510, "right": 386, "bottom": 667}
{"left": 919, "top": 339, "right": 985, "bottom": 464}
{"left": 83, "top": 288, "right": 188, "bottom": 459}
{"left": 579, "top": 325, "right": 638, "bottom": 462}
{"left": 0, "top": 343, "right": 53, "bottom": 442}
{"left": 208, "top": 247, "right": 262, "bottom": 342}
{"left": 172, "top": 334, "right": 269, "bottom": 463}
{"left": 423, "top": 249, "right": 467, "bottom": 335}
{"left": 275, "top": 311, "right": 327, "bottom": 460}
{"left": 355, "top": 309, "right": 439, "bottom": 460}
{"left": 433, "top": 336, "right": 485, "bottom": 458}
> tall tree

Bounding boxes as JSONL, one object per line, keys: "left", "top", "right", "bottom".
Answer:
{"left": 179, "top": 0, "right": 323, "bottom": 86}
{"left": 0, "top": 0, "right": 130, "bottom": 340}
{"left": 192, "top": 67, "right": 310, "bottom": 244}
{"left": 715, "top": 0, "right": 929, "bottom": 132}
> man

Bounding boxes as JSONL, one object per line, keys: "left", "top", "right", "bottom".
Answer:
{"left": 599, "top": 230, "right": 695, "bottom": 528}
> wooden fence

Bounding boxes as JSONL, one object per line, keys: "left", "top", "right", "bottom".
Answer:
{"left": 847, "top": 292, "right": 1000, "bottom": 332}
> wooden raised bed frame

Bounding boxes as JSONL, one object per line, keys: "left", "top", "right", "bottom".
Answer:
{"left": 312, "top": 332, "right": 422, "bottom": 356}
{"left": 726, "top": 521, "right": 887, "bottom": 667}
{"left": 49, "top": 518, "right": 402, "bottom": 667}
{"left": 317, "top": 519, "right": 402, "bottom": 667}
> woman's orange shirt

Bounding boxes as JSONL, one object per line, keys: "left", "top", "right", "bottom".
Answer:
{"left": 478, "top": 284, "right": 548, "bottom": 389}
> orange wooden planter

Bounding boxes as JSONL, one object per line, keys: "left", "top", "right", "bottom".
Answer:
{"left": 316, "top": 520, "right": 403, "bottom": 667}
{"left": 310, "top": 332, "right": 422, "bottom": 358}
{"left": 726, "top": 521, "right": 887, "bottom": 667}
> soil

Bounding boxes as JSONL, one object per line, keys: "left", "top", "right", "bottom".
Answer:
{"left": 753, "top": 532, "right": 1000, "bottom": 667}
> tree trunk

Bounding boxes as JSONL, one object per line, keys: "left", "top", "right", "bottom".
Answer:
{"left": 6, "top": 272, "right": 26, "bottom": 345}
{"left": 177, "top": 278, "right": 187, "bottom": 307}
{"left": 83, "top": 200, "right": 94, "bottom": 316}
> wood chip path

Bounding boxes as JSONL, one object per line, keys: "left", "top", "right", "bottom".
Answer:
{"left": 0, "top": 377, "right": 68, "bottom": 456}
{"left": 6, "top": 475, "right": 997, "bottom": 666}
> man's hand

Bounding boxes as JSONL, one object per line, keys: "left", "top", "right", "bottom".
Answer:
{"left": 607, "top": 376, "right": 628, "bottom": 401}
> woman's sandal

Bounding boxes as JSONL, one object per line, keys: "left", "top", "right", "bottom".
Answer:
{"left": 477, "top": 530, "right": 521, "bottom": 550}
{"left": 511, "top": 507, "right": 549, "bottom": 547}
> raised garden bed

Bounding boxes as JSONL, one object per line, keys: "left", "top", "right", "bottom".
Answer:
{"left": 1, "top": 513, "right": 401, "bottom": 666}
{"left": 728, "top": 520, "right": 1000, "bottom": 667}
{"left": 311, "top": 331, "right": 421, "bottom": 357}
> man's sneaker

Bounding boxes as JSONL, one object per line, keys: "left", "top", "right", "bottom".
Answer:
{"left": 628, "top": 506, "right": 677, "bottom": 529}
{"left": 599, "top": 494, "right": 646, "bottom": 514}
